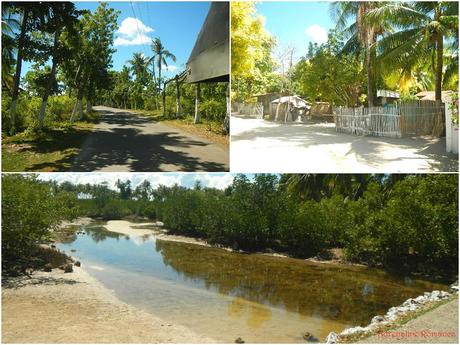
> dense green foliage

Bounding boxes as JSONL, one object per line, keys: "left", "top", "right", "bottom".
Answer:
{"left": 2, "top": 174, "right": 78, "bottom": 272}
{"left": 3, "top": 174, "right": 458, "bottom": 278}
{"left": 232, "top": 1, "right": 458, "bottom": 105}
{"left": 154, "top": 174, "right": 458, "bottom": 277}
{"left": 2, "top": 2, "right": 227, "bottom": 136}
{"left": 2, "top": 2, "right": 118, "bottom": 134}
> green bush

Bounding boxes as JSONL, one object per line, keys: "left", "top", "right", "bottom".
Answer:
{"left": 343, "top": 176, "right": 458, "bottom": 275}
{"left": 2, "top": 175, "right": 78, "bottom": 269}
{"left": 46, "top": 95, "right": 75, "bottom": 123}
{"left": 101, "top": 199, "right": 131, "bottom": 220}
{"left": 2, "top": 94, "right": 79, "bottom": 133}
{"left": 199, "top": 99, "right": 226, "bottom": 122}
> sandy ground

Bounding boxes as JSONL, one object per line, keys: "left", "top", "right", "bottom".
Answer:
{"left": 59, "top": 217, "right": 93, "bottom": 228}
{"left": 71, "top": 106, "right": 229, "bottom": 172}
{"left": 362, "top": 299, "right": 458, "bottom": 343}
{"left": 104, "top": 220, "right": 159, "bottom": 237}
{"left": 230, "top": 116, "right": 458, "bottom": 172}
{"left": 2, "top": 266, "right": 214, "bottom": 343}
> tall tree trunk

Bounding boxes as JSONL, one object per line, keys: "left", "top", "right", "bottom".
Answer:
{"left": 435, "top": 12, "right": 443, "bottom": 103}
{"left": 175, "top": 75, "right": 181, "bottom": 118}
{"left": 158, "top": 55, "right": 162, "bottom": 92}
{"left": 71, "top": 87, "right": 84, "bottom": 122}
{"left": 39, "top": 29, "right": 60, "bottom": 130}
{"left": 366, "top": 42, "right": 374, "bottom": 107}
{"left": 194, "top": 83, "right": 201, "bottom": 124}
{"left": 162, "top": 83, "right": 166, "bottom": 116}
{"left": 9, "top": 9, "right": 29, "bottom": 134}
{"left": 86, "top": 79, "right": 93, "bottom": 114}
{"left": 78, "top": 97, "right": 84, "bottom": 120}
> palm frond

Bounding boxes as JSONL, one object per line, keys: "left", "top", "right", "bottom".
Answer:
{"left": 366, "top": 3, "right": 429, "bottom": 30}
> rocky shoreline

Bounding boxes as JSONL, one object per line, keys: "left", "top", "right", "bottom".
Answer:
{"left": 326, "top": 282, "right": 459, "bottom": 343}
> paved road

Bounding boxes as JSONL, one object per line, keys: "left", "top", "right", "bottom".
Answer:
{"left": 71, "top": 106, "right": 229, "bottom": 172}
{"left": 231, "top": 116, "right": 458, "bottom": 173}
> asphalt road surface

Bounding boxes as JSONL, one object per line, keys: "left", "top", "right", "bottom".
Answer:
{"left": 71, "top": 106, "right": 229, "bottom": 172}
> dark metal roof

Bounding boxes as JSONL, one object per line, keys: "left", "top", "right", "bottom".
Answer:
{"left": 186, "top": 2, "right": 229, "bottom": 83}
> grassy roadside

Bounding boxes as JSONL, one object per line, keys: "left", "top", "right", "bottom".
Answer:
{"left": 2, "top": 114, "right": 98, "bottom": 172}
{"left": 340, "top": 295, "right": 458, "bottom": 343}
{"left": 125, "top": 108, "right": 229, "bottom": 147}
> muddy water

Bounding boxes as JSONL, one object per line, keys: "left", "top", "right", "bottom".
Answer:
{"left": 58, "top": 222, "right": 447, "bottom": 343}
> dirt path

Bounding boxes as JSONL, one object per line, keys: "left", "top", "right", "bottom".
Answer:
{"left": 2, "top": 268, "right": 214, "bottom": 343}
{"left": 231, "top": 116, "right": 458, "bottom": 172}
{"left": 71, "top": 106, "right": 228, "bottom": 171}
{"left": 362, "top": 299, "right": 458, "bottom": 343}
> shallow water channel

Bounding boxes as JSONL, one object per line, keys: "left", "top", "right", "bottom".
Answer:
{"left": 58, "top": 221, "right": 447, "bottom": 343}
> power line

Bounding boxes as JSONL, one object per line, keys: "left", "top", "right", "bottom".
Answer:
{"left": 129, "top": 1, "right": 150, "bottom": 60}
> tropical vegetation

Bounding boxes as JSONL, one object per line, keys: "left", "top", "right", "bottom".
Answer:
{"left": 2, "top": 2, "right": 228, "bottom": 139}
{"left": 2, "top": 174, "right": 458, "bottom": 279}
{"left": 232, "top": 1, "right": 458, "bottom": 106}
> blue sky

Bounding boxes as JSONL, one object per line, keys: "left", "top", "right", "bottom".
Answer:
{"left": 37, "top": 173, "right": 256, "bottom": 190}
{"left": 23, "top": 1, "right": 210, "bottom": 78}
{"left": 256, "top": 1, "right": 335, "bottom": 61}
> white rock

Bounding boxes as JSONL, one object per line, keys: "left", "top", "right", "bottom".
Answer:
{"left": 402, "top": 298, "right": 416, "bottom": 307}
{"left": 439, "top": 291, "right": 450, "bottom": 299}
{"left": 340, "top": 326, "right": 369, "bottom": 336}
{"left": 325, "top": 332, "right": 338, "bottom": 344}
{"left": 414, "top": 295, "right": 427, "bottom": 303}
{"left": 371, "top": 315, "right": 385, "bottom": 324}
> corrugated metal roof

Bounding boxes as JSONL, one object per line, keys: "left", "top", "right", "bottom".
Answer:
{"left": 186, "top": 2, "right": 229, "bottom": 83}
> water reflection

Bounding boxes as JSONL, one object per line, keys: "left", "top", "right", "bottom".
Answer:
{"left": 58, "top": 223, "right": 448, "bottom": 342}
{"left": 85, "top": 226, "right": 123, "bottom": 242}
{"left": 154, "top": 239, "right": 445, "bottom": 326}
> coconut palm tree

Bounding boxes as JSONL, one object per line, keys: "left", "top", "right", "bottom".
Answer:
{"left": 331, "top": 2, "right": 387, "bottom": 106}
{"left": 366, "top": 1, "right": 458, "bottom": 102}
{"left": 127, "top": 52, "right": 149, "bottom": 85}
{"left": 283, "top": 174, "right": 374, "bottom": 201}
{"left": 1, "top": 4, "right": 20, "bottom": 93}
{"left": 151, "top": 37, "right": 176, "bottom": 91}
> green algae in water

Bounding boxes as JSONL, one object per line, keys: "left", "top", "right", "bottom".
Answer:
{"left": 58, "top": 222, "right": 448, "bottom": 343}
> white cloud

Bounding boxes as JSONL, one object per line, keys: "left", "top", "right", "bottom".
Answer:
{"left": 115, "top": 17, "right": 154, "bottom": 46}
{"left": 162, "top": 65, "right": 178, "bottom": 72}
{"left": 304, "top": 24, "right": 328, "bottom": 44}
{"left": 198, "top": 174, "right": 235, "bottom": 190}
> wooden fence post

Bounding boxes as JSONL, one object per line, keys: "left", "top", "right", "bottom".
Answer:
{"left": 194, "top": 83, "right": 201, "bottom": 124}
{"left": 175, "top": 75, "right": 181, "bottom": 118}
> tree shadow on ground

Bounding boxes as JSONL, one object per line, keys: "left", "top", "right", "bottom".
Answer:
{"left": 2, "top": 126, "right": 93, "bottom": 172}
{"left": 231, "top": 119, "right": 458, "bottom": 172}
{"left": 62, "top": 109, "right": 228, "bottom": 172}
{"left": 2, "top": 274, "right": 81, "bottom": 290}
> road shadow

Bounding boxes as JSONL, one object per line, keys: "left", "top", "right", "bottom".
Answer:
{"left": 231, "top": 119, "right": 458, "bottom": 172}
{"left": 67, "top": 110, "right": 226, "bottom": 172}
